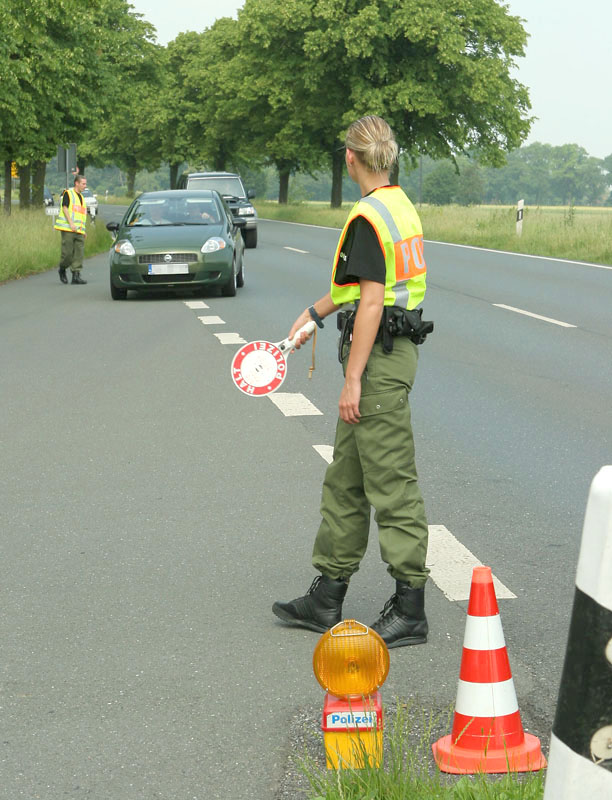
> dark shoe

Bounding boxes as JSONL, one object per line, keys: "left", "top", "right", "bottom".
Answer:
{"left": 272, "top": 575, "right": 348, "bottom": 633}
{"left": 371, "top": 581, "right": 428, "bottom": 649}
{"left": 71, "top": 272, "right": 87, "bottom": 284}
{"left": 59, "top": 267, "right": 68, "bottom": 284}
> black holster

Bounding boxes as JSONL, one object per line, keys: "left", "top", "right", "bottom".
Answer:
{"left": 337, "top": 305, "right": 433, "bottom": 360}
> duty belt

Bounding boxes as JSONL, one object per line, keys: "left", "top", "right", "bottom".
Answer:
{"left": 337, "top": 304, "right": 434, "bottom": 361}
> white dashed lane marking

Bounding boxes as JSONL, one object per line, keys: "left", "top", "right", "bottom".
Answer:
{"left": 184, "top": 300, "right": 209, "bottom": 309}
{"left": 214, "top": 333, "right": 247, "bottom": 345}
{"left": 198, "top": 316, "right": 225, "bottom": 325}
{"left": 185, "top": 300, "right": 517, "bottom": 603}
{"left": 268, "top": 393, "right": 323, "bottom": 416}
{"left": 312, "top": 445, "right": 334, "bottom": 463}
{"left": 284, "top": 246, "right": 309, "bottom": 254}
{"left": 426, "top": 524, "right": 516, "bottom": 601}
{"left": 493, "top": 304, "right": 576, "bottom": 328}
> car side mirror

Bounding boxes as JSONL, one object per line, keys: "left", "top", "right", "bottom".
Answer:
{"left": 233, "top": 217, "right": 247, "bottom": 228}
{"left": 247, "top": 189, "right": 256, "bottom": 199}
{"left": 106, "top": 222, "right": 119, "bottom": 232}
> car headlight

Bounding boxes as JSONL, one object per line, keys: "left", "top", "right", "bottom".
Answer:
{"left": 201, "top": 237, "right": 226, "bottom": 253}
{"left": 238, "top": 206, "right": 255, "bottom": 216}
{"left": 114, "top": 240, "right": 136, "bottom": 256}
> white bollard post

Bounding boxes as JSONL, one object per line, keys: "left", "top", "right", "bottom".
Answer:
{"left": 543, "top": 466, "right": 612, "bottom": 798}
{"left": 516, "top": 199, "right": 524, "bottom": 236}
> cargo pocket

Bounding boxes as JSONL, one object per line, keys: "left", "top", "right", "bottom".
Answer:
{"left": 359, "top": 387, "right": 408, "bottom": 418}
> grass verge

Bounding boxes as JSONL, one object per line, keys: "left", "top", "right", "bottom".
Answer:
{"left": 0, "top": 209, "right": 112, "bottom": 284}
{"left": 255, "top": 201, "right": 612, "bottom": 266}
{"left": 299, "top": 702, "right": 545, "bottom": 800}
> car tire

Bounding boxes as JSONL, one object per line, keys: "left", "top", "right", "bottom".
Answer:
{"left": 244, "top": 228, "right": 257, "bottom": 249}
{"left": 236, "top": 256, "right": 245, "bottom": 288}
{"left": 110, "top": 279, "right": 127, "bottom": 300}
{"left": 221, "top": 263, "right": 237, "bottom": 297}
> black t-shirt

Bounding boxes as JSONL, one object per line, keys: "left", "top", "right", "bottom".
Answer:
{"left": 334, "top": 193, "right": 388, "bottom": 286}
{"left": 62, "top": 189, "right": 83, "bottom": 207}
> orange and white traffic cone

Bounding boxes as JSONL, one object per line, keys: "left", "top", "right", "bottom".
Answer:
{"left": 432, "top": 566, "right": 546, "bottom": 774}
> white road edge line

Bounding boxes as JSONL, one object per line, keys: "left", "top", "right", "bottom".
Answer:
{"left": 261, "top": 219, "right": 612, "bottom": 270}
{"left": 493, "top": 303, "right": 577, "bottom": 328}
{"left": 268, "top": 393, "right": 323, "bottom": 416}
{"left": 427, "top": 524, "right": 516, "bottom": 601}
{"left": 284, "top": 246, "right": 309, "bottom": 254}
{"left": 427, "top": 239, "right": 612, "bottom": 271}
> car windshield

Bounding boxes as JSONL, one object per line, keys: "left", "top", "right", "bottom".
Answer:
{"left": 126, "top": 197, "right": 221, "bottom": 227}
{"left": 187, "top": 176, "right": 245, "bottom": 199}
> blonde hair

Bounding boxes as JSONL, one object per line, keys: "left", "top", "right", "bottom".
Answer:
{"left": 345, "top": 115, "right": 398, "bottom": 173}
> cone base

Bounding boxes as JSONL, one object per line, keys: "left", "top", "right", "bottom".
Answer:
{"left": 432, "top": 732, "right": 547, "bottom": 774}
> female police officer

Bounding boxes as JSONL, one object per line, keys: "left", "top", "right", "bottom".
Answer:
{"left": 272, "top": 115, "right": 431, "bottom": 649}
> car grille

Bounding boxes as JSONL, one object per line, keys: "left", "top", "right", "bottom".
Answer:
{"left": 142, "top": 274, "right": 195, "bottom": 283}
{"left": 138, "top": 253, "right": 198, "bottom": 264}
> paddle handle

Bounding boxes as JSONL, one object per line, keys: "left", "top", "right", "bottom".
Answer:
{"left": 279, "top": 320, "right": 316, "bottom": 352}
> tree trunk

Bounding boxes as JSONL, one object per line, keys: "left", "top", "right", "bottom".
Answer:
{"left": 390, "top": 160, "right": 399, "bottom": 186}
{"left": 19, "top": 163, "right": 31, "bottom": 209}
{"left": 126, "top": 169, "right": 137, "bottom": 197}
{"left": 3, "top": 161, "right": 12, "bottom": 215}
{"left": 169, "top": 162, "right": 181, "bottom": 189}
{"left": 330, "top": 148, "right": 344, "bottom": 208}
{"left": 31, "top": 160, "right": 46, "bottom": 207}
{"left": 214, "top": 146, "right": 227, "bottom": 172}
{"left": 278, "top": 169, "right": 290, "bottom": 204}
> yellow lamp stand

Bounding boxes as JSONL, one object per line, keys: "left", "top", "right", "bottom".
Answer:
{"left": 322, "top": 691, "right": 383, "bottom": 769}
{"left": 313, "top": 620, "right": 389, "bottom": 770}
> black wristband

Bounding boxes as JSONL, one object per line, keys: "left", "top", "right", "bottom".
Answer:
{"left": 308, "top": 305, "right": 324, "bottom": 329}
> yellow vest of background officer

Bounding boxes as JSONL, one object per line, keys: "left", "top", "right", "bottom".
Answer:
{"left": 54, "top": 188, "right": 87, "bottom": 235}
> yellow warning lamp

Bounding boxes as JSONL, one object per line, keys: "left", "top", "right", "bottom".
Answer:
{"left": 313, "top": 619, "right": 389, "bottom": 698}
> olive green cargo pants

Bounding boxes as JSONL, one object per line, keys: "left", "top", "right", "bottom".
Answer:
{"left": 312, "top": 337, "right": 429, "bottom": 588}
{"left": 59, "top": 231, "right": 85, "bottom": 273}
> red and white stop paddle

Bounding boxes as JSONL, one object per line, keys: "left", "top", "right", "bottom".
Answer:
{"left": 231, "top": 320, "right": 316, "bottom": 396}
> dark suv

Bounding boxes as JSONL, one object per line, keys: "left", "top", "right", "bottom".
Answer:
{"left": 177, "top": 172, "right": 258, "bottom": 248}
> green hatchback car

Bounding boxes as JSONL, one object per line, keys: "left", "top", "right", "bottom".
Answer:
{"left": 106, "top": 190, "right": 246, "bottom": 300}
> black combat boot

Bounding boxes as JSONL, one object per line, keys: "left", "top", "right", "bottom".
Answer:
{"left": 371, "top": 581, "right": 428, "bottom": 649}
{"left": 272, "top": 575, "right": 348, "bottom": 633}
{"left": 71, "top": 272, "right": 87, "bottom": 284}
{"left": 59, "top": 267, "right": 68, "bottom": 284}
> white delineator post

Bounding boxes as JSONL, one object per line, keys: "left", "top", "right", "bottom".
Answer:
{"left": 516, "top": 199, "right": 524, "bottom": 236}
{"left": 543, "top": 466, "right": 612, "bottom": 798}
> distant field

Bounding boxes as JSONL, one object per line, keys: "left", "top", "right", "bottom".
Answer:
{"left": 255, "top": 201, "right": 612, "bottom": 266}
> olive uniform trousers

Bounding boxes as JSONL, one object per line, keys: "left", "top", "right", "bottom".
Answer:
{"left": 60, "top": 231, "right": 85, "bottom": 273}
{"left": 312, "top": 336, "right": 429, "bottom": 588}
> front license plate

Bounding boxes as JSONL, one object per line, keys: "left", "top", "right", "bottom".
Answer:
{"left": 148, "top": 263, "right": 189, "bottom": 275}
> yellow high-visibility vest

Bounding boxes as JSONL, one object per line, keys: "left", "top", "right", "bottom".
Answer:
{"left": 54, "top": 189, "right": 87, "bottom": 235}
{"left": 330, "top": 186, "right": 426, "bottom": 310}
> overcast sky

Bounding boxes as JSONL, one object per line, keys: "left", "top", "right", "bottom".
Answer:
{"left": 130, "top": 0, "right": 612, "bottom": 159}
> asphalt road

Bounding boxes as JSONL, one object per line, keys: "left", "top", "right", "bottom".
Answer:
{"left": 1, "top": 207, "right": 610, "bottom": 798}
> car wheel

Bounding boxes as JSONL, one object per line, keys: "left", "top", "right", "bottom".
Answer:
{"left": 236, "top": 255, "right": 245, "bottom": 288}
{"left": 244, "top": 228, "right": 257, "bottom": 249}
{"left": 221, "top": 263, "right": 237, "bottom": 297}
{"left": 110, "top": 278, "right": 127, "bottom": 300}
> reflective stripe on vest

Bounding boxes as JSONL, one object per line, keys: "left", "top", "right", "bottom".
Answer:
{"left": 54, "top": 189, "right": 87, "bottom": 234}
{"left": 330, "top": 186, "right": 426, "bottom": 310}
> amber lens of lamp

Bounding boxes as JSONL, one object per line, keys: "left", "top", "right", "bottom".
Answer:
{"left": 312, "top": 620, "right": 390, "bottom": 698}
